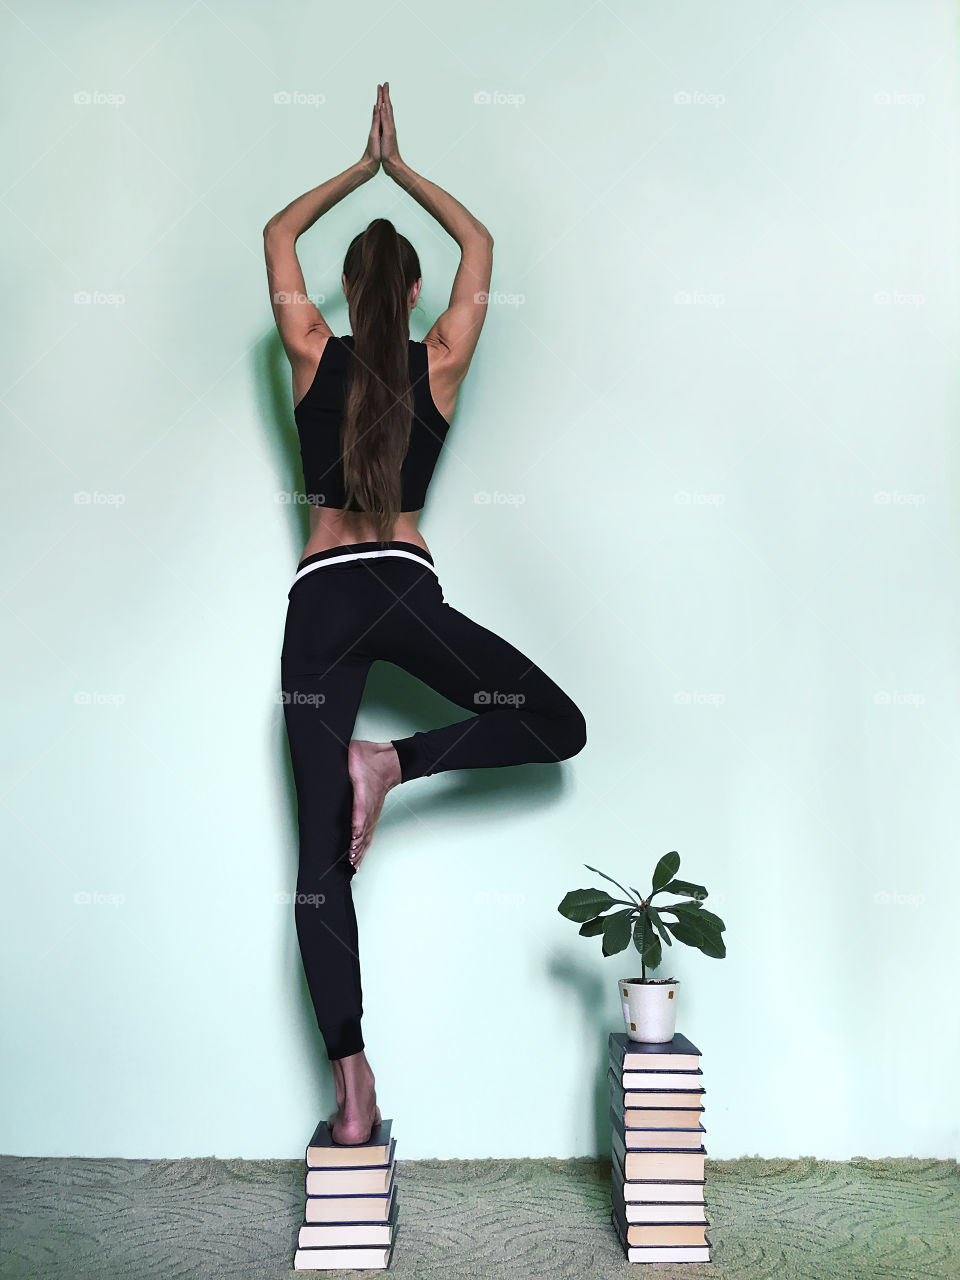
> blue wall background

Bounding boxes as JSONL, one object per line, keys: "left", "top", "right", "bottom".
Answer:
{"left": 2, "top": 0, "right": 958, "bottom": 1159}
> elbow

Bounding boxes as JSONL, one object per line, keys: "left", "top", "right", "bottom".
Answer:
{"left": 263, "top": 216, "right": 293, "bottom": 241}
{"left": 467, "top": 222, "right": 493, "bottom": 249}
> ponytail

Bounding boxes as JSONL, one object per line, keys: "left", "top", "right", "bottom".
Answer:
{"left": 341, "top": 219, "right": 421, "bottom": 543}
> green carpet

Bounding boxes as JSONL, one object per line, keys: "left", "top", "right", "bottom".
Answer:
{"left": 1, "top": 1155, "right": 956, "bottom": 1278}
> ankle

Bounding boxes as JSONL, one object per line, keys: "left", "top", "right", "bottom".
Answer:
{"left": 379, "top": 742, "right": 402, "bottom": 790}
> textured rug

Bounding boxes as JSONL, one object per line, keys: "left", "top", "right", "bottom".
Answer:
{"left": 1, "top": 1154, "right": 956, "bottom": 1279}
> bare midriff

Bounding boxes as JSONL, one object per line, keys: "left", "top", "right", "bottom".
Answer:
{"left": 300, "top": 506, "right": 430, "bottom": 561}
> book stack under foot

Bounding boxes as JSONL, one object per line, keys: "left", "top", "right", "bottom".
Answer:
{"left": 608, "top": 1031, "right": 712, "bottom": 1264}
{"left": 293, "top": 1117, "right": 397, "bottom": 1270}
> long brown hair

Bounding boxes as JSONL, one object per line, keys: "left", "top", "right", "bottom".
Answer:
{"left": 341, "top": 218, "right": 421, "bottom": 543}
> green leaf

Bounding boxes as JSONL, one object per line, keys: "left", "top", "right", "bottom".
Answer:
{"left": 642, "top": 932, "right": 662, "bottom": 970}
{"left": 696, "top": 930, "right": 726, "bottom": 959}
{"left": 695, "top": 907, "right": 726, "bottom": 933}
{"left": 647, "top": 904, "right": 673, "bottom": 948}
{"left": 662, "top": 878, "right": 707, "bottom": 901}
{"left": 558, "top": 888, "right": 617, "bottom": 922}
{"left": 663, "top": 901, "right": 726, "bottom": 936}
{"left": 584, "top": 864, "right": 639, "bottom": 904}
{"left": 667, "top": 916, "right": 726, "bottom": 960}
{"left": 665, "top": 900, "right": 705, "bottom": 919}
{"left": 578, "top": 916, "right": 606, "bottom": 937}
{"left": 651, "top": 851, "right": 681, "bottom": 893}
{"left": 601, "top": 909, "right": 634, "bottom": 956}
{"left": 666, "top": 918, "right": 705, "bottom": 948}
{"left": 632, "top": 914, "right": 651, "bottom": 955}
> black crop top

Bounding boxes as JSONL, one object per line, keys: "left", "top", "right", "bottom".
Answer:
{"left": 293, "top": 335, "right": 451, "bottom": 512}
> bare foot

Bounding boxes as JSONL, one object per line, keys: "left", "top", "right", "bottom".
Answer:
{"left": 347, "top": 740, "right": 402, "bottom": 869}
{"left": 327, "top": 1058, "right": 346, "bottom": 1129}
{"left": 330, "top": 1102, "right": 382, "bottom": 1146}
{"left": 329, "top": 1053, "right": 382, "bottom": 1145}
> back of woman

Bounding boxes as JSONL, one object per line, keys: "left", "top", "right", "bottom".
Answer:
{"left": 263, "top": 82, "right": 587, "bottom": 1148}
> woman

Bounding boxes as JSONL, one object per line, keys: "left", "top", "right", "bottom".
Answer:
{"left": 264, "top": 83, "right": 586, "bottom": 1145}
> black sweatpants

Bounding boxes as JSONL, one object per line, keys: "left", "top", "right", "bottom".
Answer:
{"left": 279, "top": 541, "right": 587, "bottom": 1060}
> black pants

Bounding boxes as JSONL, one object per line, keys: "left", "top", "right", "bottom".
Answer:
{"left": 280, "top": 541, "right": 587, "bottom": 1060}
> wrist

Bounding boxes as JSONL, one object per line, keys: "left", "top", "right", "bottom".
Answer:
{"left": 357, "top": 156, "right": 379, "bottom": 180}
{"left": 383, "top": 156, "right": 408, "bottom": 180}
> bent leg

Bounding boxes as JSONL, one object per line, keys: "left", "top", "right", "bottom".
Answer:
{"left": 381, "top": 576, "right": 587, "bottom": 782}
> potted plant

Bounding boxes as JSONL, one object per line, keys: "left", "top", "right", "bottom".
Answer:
{"left": 558, "top": 851, "right": 726, "bottom": 1043}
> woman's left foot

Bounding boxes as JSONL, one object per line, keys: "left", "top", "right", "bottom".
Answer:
{"left": 347, "top": 740, "right": 401, "bottom": 869}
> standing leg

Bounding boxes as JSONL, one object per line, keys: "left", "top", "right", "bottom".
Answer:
{"left": 281, "top": 642, "right": 383, "bottom": 1144}
{"left": 281, "top": 650, "right": 371, "bottom": 1060}
{"left": 280, "top": 561, "right": 401, "bottom": 1142}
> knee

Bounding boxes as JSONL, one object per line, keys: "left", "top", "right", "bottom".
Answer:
{"left": 554, "top": 706, "right": 587, "bottom": 761}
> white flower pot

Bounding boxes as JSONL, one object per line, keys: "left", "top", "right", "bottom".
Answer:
{"left": 620, "top": 977, "right": 679, "bottom": 1043}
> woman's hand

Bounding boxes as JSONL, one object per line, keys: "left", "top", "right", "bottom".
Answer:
{"left": 361, "top": 85, "right": 384, "bottom": 174}
{"left": 379, "top": 81, "right": 402, "bottom": 172}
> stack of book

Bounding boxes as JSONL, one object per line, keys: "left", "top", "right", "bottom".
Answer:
{"left": 293, "top": 1117, "right": 398, "bottom": 1270}
{"left": 608, "top": 1031, "right": 712, "bottom": 1264}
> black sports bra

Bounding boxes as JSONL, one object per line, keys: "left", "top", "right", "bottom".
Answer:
{"left": 293, "top": 335, "right": 451, "bottom": 512}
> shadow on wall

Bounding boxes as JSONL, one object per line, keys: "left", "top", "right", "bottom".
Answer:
{"left": 549, "top": 955, "right": 611, "bottom": 1156}
{"left": 254, "top": 329, "right": 308, "bottom": 563}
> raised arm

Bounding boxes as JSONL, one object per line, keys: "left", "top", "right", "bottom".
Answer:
{"left": 262, "top": 91, "right": 383, "bottom": 375}
{"left": 380, "top": 83, "right": 493, "bottom": 389}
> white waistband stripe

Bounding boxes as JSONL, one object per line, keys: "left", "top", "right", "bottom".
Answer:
{"left": 291, "top": 548, "right": 439, "bottom": 589}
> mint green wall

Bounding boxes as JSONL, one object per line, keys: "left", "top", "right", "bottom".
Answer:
{"left": 2, "top": 1, "right": 957, "bottom": 1161}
